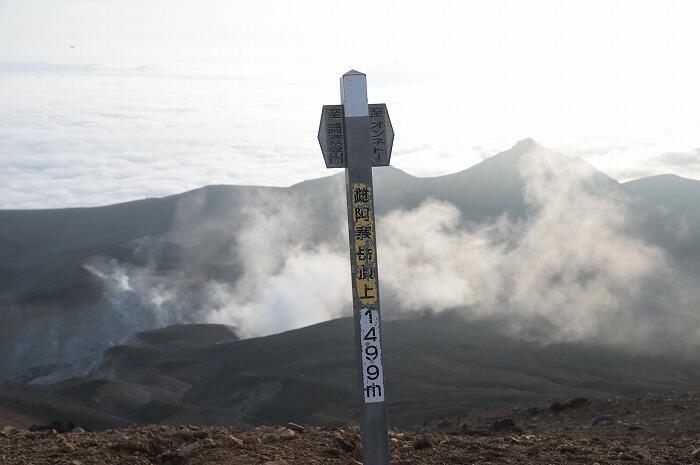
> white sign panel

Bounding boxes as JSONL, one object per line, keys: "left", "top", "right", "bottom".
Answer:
{"left": 359, "top": 307, "right": 385, "bottom": 403}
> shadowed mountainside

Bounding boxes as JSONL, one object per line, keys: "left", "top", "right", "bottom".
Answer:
{"left": 2, "top": 315, "right": 700, "bottom": 430}
{"left": 625, "top": 173, "right": 700, "bottom": 219}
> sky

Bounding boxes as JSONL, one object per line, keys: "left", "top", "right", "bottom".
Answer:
{"left": 1, "top": 0, "right": 699, "bottom": 209}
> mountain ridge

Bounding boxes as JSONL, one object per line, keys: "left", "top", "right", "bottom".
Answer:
{"left": 3, "top": 139, "right": 699, "bottom": 213}
{"left": 0, "top": 140, "right": 699, "bottom": 384}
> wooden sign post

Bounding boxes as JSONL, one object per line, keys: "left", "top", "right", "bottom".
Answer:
{"left": 318, "top": 70, "right": 394, "bottom": 465}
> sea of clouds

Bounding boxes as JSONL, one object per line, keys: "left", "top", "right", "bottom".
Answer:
{"left": 2, "top": 63, "right": 700, "bottom": 209}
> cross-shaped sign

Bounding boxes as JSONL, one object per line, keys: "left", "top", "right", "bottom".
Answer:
{"left": 318, "top": 70, "right": 393, "bottom": 465}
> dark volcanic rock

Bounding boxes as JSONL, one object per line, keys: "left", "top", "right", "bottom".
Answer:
{"left": 550, "top": 397, "right": 590, "bottom": 414}
{"left": 29, "top": 421, "right": 76, "bottom": 433}
{"left": 593, "top": 415, "right": 616, "bottom": 426}
{"left": 492, "top": 418, "right": 520, "bottom": 432}
{"left": 412, "top": 435, "right": 431, "bottom": 449}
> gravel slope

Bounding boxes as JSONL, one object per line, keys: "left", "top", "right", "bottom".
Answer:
{"left": 2, "top": 391, "right": 699, "bottom": 464}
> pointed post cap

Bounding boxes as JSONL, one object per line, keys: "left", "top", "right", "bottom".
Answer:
{"left": 340, "top": 70, "right": 368, "bottom": 117}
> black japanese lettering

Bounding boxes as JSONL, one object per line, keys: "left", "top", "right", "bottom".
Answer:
{"left": 355, "top": 226, "right": 372, "bottom": 240}
{"left": 369, "top": 107, "right": 384, "bottom": 118}
{"left": 357, "top": 245, "right": 374, "bottom": 262}
{"left": 356, "top": 265, "right": 375, "bottom": 280}
{"left": 359, "top": 282, "right": 375, "bottom": 300}
{"left": 354, "top": 206, "right": 370, "bottom": 221}
{"left": 353, "top": 187, "right": 370, "bottom": 203}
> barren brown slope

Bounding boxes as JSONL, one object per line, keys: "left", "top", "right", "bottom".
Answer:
{"left": 1, "top": 391, "right": 700, "bottom": 464}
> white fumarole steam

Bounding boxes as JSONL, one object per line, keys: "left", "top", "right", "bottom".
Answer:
{"left": 87, "top": 147, "right": 700, "bottom": 351}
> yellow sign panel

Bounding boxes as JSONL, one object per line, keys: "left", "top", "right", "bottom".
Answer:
{"left": 352, "top": 182, "right": 377, "bottom": 305}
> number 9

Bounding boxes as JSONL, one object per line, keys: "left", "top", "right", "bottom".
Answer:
{"left": 366, "top": 365, "right": 379, "bottom": 380}
{"left": 365, "top": 345, "right": 378, "bottom": 360}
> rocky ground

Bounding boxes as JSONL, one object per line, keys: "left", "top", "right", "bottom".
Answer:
{"left": 1, "top": 391, "right": 700, "bottom": 464}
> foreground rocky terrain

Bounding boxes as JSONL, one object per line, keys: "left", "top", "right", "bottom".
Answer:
{"left": 2, "top": 391, "right": 699, "bottom": 464}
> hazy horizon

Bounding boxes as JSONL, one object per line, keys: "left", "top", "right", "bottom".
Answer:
{"left": 2, "top": 0, "right": 700, "bottom": 208}
{"left": 0, "top": 136, "right": 698, "bottom": 211}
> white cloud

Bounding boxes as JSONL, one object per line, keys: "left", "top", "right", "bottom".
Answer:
{"left": 2, "top": 1, "right": 700, "bottom": 208}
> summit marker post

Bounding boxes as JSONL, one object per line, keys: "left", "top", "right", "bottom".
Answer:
{"left": 318, "top": 70, "right": 393, "bottom": 464}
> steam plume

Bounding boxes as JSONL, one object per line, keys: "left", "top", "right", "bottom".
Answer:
{"left": 86, "top": 147, "right": 700, "bottom": 354}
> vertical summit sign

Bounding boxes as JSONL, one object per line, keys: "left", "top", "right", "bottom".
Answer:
{"left": 318, "top": 70, "right": 393, "bottom": 464}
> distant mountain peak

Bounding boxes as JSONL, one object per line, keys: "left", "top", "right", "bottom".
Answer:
{"left": 513, "top": 137, "right": 538, "bottom": 151}
{"left": 632, "top": 173, "right": 686, "bottom": 182}
{"left": 476, "top": 138, "right": 542, "bottom": 168}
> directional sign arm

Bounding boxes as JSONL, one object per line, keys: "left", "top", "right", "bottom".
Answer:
{"left": 318, "top": 105, "right": 346, "bottom": 168}
{"left": 368, "top": 104, "right": 393, "bottom": 166}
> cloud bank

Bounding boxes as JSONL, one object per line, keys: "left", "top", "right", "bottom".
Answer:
{"left": 2, "top": 62, "right": 700, "bottom": 209}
